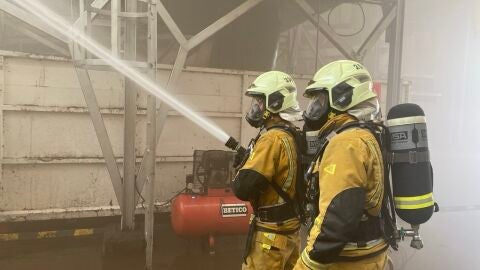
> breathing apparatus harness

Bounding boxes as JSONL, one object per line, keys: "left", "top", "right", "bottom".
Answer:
{"left": 304, "top": 120, "right": 399, "bottom": 250}
{"left": 302, "top": 104, "right": 441, "bottom": 259}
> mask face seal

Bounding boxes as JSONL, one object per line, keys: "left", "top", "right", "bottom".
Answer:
{"left": 246, "top": 96, "right": 267, "bottom": 128}
{"left": 303, "top": 91, "right": 330, "bottom": 131}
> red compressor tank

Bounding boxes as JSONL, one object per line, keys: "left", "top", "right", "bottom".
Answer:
{"left": 171, "top": 188, "right": 253, "bottom": 237}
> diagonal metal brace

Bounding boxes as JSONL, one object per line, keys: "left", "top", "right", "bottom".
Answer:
{"left": 4, "top": 18, "right": 69, "bottom": 56}
{"left": 70, "top": 47, "right": 124, "bottom": 210}
{"left": 185, "top": 0, "right": 264, "bottom": 51}
{"left": 134, "top": 47, "right": 188, "bottom": 204}
{"left": 0, "top": 0, "right": 67, "bottom": 43}
{"left": 357, "top": 4, "right": 398, "bottom": 60}
{"left": 293, "top": 0, "right": 356, "bottom": 60}
{"left": 156, "top": 0, "right": 187, "bottom": 46}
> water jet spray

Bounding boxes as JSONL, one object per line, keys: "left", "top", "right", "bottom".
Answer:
{"left": 12, "top": 0, "right": 233, "bottom": 146}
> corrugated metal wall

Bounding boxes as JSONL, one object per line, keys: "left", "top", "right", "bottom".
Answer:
{"left": 0, "top": 54, "right": 312, "bottom": 221}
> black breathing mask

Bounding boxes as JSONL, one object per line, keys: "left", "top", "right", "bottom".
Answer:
{"left": 246, "top": 96, "right": 268, "bottom": 128}
{"left": 303, "top": 91, "right": 330, "bottom": 131}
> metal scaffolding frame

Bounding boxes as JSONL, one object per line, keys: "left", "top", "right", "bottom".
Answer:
{"left": 292, "top": 0, "right": 399, "bottom": 62}
{"left": 0, "top": 0, "right": 405, "bottom": 268}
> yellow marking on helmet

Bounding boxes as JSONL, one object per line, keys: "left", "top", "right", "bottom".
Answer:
{"left": 262, "top": 110, "right": 271, "bottom": 120}
{"left": 324, "top": 164, "right": 336, "bottom": 175}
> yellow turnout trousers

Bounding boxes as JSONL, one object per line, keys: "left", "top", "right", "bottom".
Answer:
{"left": 242, "top": 230, "right": 300, "bottom": 270}
{"left": 293, "top": 251, "right": 389, "bottom": 270}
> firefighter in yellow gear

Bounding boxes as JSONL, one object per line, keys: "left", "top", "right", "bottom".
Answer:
{"left": 232, "top": 71, "right": 304, "bottom": 270}
{"left": 294, "top": 60, "right": 390, "bottom": 270}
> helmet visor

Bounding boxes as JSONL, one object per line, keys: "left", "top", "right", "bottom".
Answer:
{"left": 304, "top": 91, "right": 329, "bottom": 121}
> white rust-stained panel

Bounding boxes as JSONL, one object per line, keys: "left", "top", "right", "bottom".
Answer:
{"left": 0, "top": 56, "right": 262, "bottom": 219}
{"left": 3, "top": 111, "right": 124, "bottom": 158}
{"left": 0, "top": 56, "right": 321, "bottom": 219}
{"left": 154, "top": 116, "right": 240, "bottom": 156}
{"left": 136, "top": 69, "right": 242, "bottom": 110}
{"left": 3, "top": 58, "right": 125, "bottom": 108}
{"left": 0, "top": 162, "right": 193, "bottom": 212}
{"left": 1, "top": 164, "right": 118, "bottom": 211}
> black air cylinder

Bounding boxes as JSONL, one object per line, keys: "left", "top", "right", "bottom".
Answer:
{"left": 386, "top": 103, "right": 434, "bottom": 225}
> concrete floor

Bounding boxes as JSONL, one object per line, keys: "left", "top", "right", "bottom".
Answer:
{"left": 2, "top": 210, "right": 479, "bottom": 270}
{"left": 0, "top": 218, "right": 245, "bottom": 270}
{"left": 0, "top": 237, "right": 244, "bottom": 270}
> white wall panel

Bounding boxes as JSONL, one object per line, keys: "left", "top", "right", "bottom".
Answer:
{"left": 0, "top": 56, "right": 305, "bottom": 219}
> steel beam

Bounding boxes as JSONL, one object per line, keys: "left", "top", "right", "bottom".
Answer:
{"left": 111, "top": 0, "right": 120, "bottom": 57}
{"left": 73, "top": 0, "right": 110, "bottom": 40}
{"left": 87, "top": 7, "right": 148, "bottom": 18}
{"left": 72, "top": 0, "right": 111, "bottom": 62}
{"left": 185, "top": 0, "right": 264, "bottom": 51}
{"left": 134, "top": 47, "right": 188, "bottom": 205}
{"left": 357, "top": 4, "right": 397, "bottom": 60}
{"left": 145, "top": 1, "right": 157, "bottom": 269}
{"left": 135, "top": 0, "right": 263, "bottom": 200}
{"left": 72, "top": 0, "right": 87, "bottom": 60}
{"left": 90, "top": 0, "right": 111, "bottom": 20}
{"left": 156, "top": 0, "right": 187, "bottom": 46}
{"left": 85, "top": 1, "right": 93, "bottom": 59}
{"left": 4, "top": 19, "right": 69, "bottom": 56}
{"left": 0, "top": 0, "right": 67, "bottom": 43}
{"left": 121, "top": 0, "right": 138, "bottom": 231}
{"left": 0, "top": 11, "right": 5, "bottom": 48}
{"left": 71, "top": 61, "right": 124, "bottom": 210}
{"left": 293, "top": 0, "right": 356, "bottom": 60}
{"left": 0, "top": 56, "right": 4, "bottom": 184}
{"left": 0, "top": 49, "right": 69, "bottom": 60}
{"left": 386, "top": 0, "right": 405, "bottom": 111}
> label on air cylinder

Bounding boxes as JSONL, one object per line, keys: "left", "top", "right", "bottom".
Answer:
{"left": 389, "top": 123, "right": 428, "bottom": 151}
{"left": 221, "top": 203, "right": 248, "bottom": 218}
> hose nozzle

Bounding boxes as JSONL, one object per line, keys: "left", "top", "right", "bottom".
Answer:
{"left": 225, "top": 136, "right": 241, "bottom": 151}
{"left": 226, "top": 136, "right": 248, "bottom": 168}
